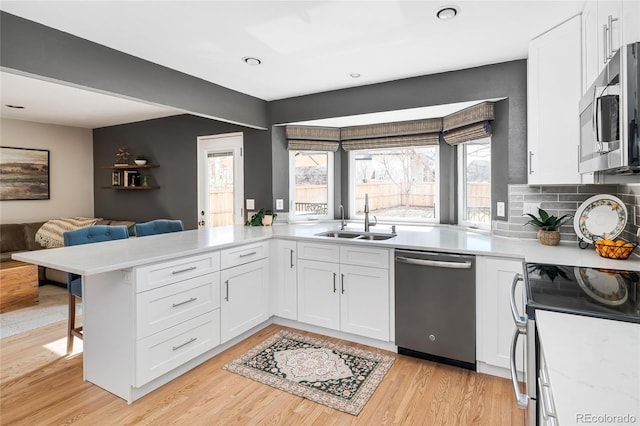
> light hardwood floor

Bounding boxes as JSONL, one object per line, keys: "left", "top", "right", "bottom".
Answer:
{"left": 0, "top": 322, "right": 525, "bottom": 425}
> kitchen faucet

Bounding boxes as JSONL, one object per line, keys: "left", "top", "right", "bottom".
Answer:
{"left": 364, "top": 194, "right": 377, "bottom": 232}
{"left": 339, "top": 204, "right": 346, "bottom": 230}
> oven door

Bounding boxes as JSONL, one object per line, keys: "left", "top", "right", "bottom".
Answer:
{"left": 510, "top": 273, "right": 537, "bottom": 426}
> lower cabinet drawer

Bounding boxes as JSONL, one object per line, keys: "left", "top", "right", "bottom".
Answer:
{"left": 136, "top": 272, "right": 220, "bottom": 339}
{"left": 135, "top": 310, "right": 220, "bottom": 387}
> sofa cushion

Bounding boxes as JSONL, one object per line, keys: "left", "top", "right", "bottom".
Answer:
{"left": 23, "top": 222, "right": 46, "bottom": 250}
{"left": 0, "top": 224, "right": 27, "bottom": 253}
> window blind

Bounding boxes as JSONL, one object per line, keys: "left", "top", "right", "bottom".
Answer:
{"left": 442, "top": 122, "right": 492, "bottom": 145}
{"left": 441, "top": 102, "right": 494, "bottom": 145}
{"left": 285, "top": 125, "right": 340, "bottom": 152}
{"left": 340, "top": 118, "right": 442, "bottom": 151}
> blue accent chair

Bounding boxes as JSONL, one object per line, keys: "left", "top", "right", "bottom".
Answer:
{"left": 134, "top": 219, "right": 184, "bottom": 237}
{"left": 63, "top": 225, "right": 129, "bottom": 353}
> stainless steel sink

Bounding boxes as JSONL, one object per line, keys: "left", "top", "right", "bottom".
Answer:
{"left": 315, "top": 231, "right": 396, "bottom": 240}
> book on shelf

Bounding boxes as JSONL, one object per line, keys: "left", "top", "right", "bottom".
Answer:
{"left": 123, "top": 170, "right": 140, "bottom": 187}
{"left": 114, "top": 163, "right": 131, "bottom": 167}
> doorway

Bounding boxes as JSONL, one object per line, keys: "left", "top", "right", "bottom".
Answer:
{"left": 197, "top": 133, "right": 244, "bottom": 227}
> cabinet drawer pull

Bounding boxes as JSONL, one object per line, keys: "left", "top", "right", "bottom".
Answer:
{"left": 341, "top": 273, "right": 345, "bottom": 294}
{"left": 290, "top": 249, "right": 294, "bottom": 268}
{"left": 172, "top": 337, "right": 197, "bottom": 351}
{"left": 172, "top": 266, "right": 197, "bottom": 275}
{"left": 224, "top": 280, "right": 229, "bottom": 301}
{"left": 172, "top": 297, "right": 197, "bottom": 308}
{"left": 239, "top": 251, "right": 257, "bottom": 258}
{"left": 333, "top": 273, "right": 337, "bottom": 293}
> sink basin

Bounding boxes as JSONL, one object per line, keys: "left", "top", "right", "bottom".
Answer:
{"left": 315, "top": 231, "right": 396, "bottom": 241}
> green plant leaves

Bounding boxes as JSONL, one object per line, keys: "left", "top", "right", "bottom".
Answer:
{"left": 524, "top": 208, "right": 572, "bottom": 231}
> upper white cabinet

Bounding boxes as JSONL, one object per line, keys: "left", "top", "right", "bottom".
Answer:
{"left": 528, "top": 15, "right": 582, "bottom": 184}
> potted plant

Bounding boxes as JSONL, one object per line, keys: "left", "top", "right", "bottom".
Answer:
{"left": 524, "top": 208, "right": 572, "bottom": 246}
{"left": 134, "top": 155, "right": 148, "bottom": 165}
{"left": 245, "top": 208, "right": 277, "bottom": 226}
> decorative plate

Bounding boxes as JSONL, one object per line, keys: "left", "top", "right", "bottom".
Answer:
{"left": 574, "top": 267, "right": 628, "bottom": 306}
{"left": 573, "top": 194, "right": 627, "bottom": 242}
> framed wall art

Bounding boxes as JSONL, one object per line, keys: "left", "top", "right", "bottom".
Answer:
{"left": 0, "top": 146, "right": 50, "bottom": 201}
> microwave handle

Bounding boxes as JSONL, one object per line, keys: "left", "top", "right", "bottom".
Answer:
{"left": 510, "top": 327, "right": 529, "bottom": 408}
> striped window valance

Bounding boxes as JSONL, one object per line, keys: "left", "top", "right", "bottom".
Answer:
{"left": 442, "top": 122, "right": 492, "bottom": 145}
{"left": 341, "top": 133, "right": 440, "bottom": 151}
{"left": 340, "top": 118, "right": 442, "bottom": 150}
{"left": 285, "top": 125, "right": 340, "bottom": 152}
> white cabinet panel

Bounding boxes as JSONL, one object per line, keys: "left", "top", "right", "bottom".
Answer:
{"left": 297, "top": 241, "right": 340, "bottom": 263}
{"left": 136, "top": 272, "right": 220, "bottom": 339}
{"left": 582, "top": 2, "right": 600, "bottom": 94}
{"left": 339, "top": 245, "right": 389, "bottom": 269}
{"left": 297, "top": 259, "right": 340, "bottom": 330}
{"left": 477, "top": 257, "right": 524, "bottom": 374}
{"left": 220, "top": 258, "right": 269, "bottom": 343}
{"left": 135, "top": 252, "right": 220, "bottom": 293}
{"left": 528, "top": 15, "right": 582, "bottom": 184}
{"left": 340, "top": 264, "right": 390, "bottom": 341}
{"left": 271, "top": 239, "right": 297, "bottom": 320}
{"left": 220, "top": 241, "right": 267, "bottom": 270}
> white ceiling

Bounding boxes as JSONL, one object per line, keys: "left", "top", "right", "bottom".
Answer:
{"left": 0, "top": 0, "right": 585, "bottom": 128}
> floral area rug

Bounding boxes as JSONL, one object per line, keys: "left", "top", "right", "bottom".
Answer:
{"left": 222, "top": 330, "right": 395, "bottom": 415}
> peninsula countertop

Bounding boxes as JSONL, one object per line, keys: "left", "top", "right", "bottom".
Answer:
{"left": 13, "top": 222, "right": 640, "bottom": 274}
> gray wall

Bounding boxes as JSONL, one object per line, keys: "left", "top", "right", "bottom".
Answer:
{"left": 0, "top": 11, "right": 268, "bottom": 129}
{"left": 268, "top": 60, "right": 528, "bottom": 222}
{"left": 93, "top": 115, "right": 272, "bottom": 229}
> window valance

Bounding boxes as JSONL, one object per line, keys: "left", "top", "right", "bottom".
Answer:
{"left": 441, "top": 102, "right": 494, "bottom": 145}
{"left": 442, "top": 121, "right": 492, "bottom": 145}
{"left": 340, "top": 118, "right": 441, "bottom": 150}
{"left": 341, "top": 134, "right": 440, "bottom": 151}
{"left": 286, "top": 140, "right": 340, "bottom": 152}
{"left": 285, "top": 125, "right": 340, "bottom": 152}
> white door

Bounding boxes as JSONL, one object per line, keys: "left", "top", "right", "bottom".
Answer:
{"left": 197, "top": 133, "right": 244, "bottom": 228}
{"left": 297, "top": 259, "right": 340, "bottom": 330}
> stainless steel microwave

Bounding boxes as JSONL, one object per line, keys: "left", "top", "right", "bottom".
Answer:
{"left": 579, "top": 42, "right": 640, "bottom": 174}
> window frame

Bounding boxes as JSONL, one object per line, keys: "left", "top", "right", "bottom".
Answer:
{"left": 456, "top": 139, "right": 492, "bottom": 230}
{"left": 288, "top": 150, "right": 334, "bottom": 222}
{"left": 348, "top": 146, "right": 440, "bottom": 225}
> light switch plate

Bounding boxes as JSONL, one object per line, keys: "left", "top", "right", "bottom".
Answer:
{"left": 276, "top": 199, "right": 284, "bottom": 210}
{"left": 496, "top": 202, "right": 505, "bottom": 217}
{"left": 246, "top": 199, "right": 255, "bottom": 210}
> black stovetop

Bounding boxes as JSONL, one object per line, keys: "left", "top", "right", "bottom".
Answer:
{"left": 525, "top": 263, "right": 640, "bottom": 324}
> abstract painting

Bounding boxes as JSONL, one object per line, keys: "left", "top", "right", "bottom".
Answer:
{"left": 0, "top": 147, "right": 50, "bottom": 200}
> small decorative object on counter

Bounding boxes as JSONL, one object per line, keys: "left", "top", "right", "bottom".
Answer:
{"left": 593, "top": 236, "right": 638, "bottom": 260}
{"left": 245, "top": 208, "right": 277, "bottom": 226}
{"left": 141, "top": 175, "right": 150, "bottom": 187}
{"left": 134, "top": 155, "right": 148, "bottom": 165}
{"left": 524, "top": 207, "right": 572, "bottom": 246}
{"left": 115, "top": 147, "right": 131, "bottom": 166}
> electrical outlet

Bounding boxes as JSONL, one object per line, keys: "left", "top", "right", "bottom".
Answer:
{"left": 523, "top": 202, "right": 541, "bottom": 216}
{"left": 246, "top": 199, "right": 255, "bottom": 210}
{"left": 276, "top": 199, "right": 284, "bottom": 210}
{"left": 496, "top": 202, "right": 505, "bottom": 217}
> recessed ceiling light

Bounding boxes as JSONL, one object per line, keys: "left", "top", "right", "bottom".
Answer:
{"left": 242, "top": 57, "right": 261, "bottom": 66}
{"left": 436, "top": 7, "right": 458, "bottom": 20}
{"left": 5, "top": 104, "right": 25, "bottom": 109}
{"left": 349, "top": 73, "right": 361, "bottom": 78}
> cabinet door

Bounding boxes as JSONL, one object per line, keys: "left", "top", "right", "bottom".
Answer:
{"left": 220, "top": 258, "right": 269, "bottom": 343}
{"left": 582, "top": 1, "right": 600, "bottom": 94}
{"left": 271, "top": 239, "right": 297, "bottom": 320}
{"left": 477, "top": 257, "right": 524, "bottom": 373}
{"left": 297, "top": 259, "right": 340, "bottom": 330}
{"left": 339, "top": 264, "right": 389, "bottom": 341}
{"left": 528, "top": 15, "right": 582, "bottom": 184}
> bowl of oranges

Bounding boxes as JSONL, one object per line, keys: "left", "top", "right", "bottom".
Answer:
{"left": 593, "top": 236, "right": 638, "bottom": 260}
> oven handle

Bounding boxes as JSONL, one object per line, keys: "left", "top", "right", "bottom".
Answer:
{"left": 510, "top": 327, "right": 529, "bottom": 408}
{"left": 395, "top": 256, "right": 472, "bottom": 269}
{"left": 510, "top": 273, "right": 527, "bottom": 329}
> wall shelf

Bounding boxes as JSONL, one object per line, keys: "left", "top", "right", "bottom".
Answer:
{"left": 102, "top": 164, "right": 160, "bottom": 189}
{"left": 101, "top": 164, "right": 159, "bottom": 170}
{"left": 101, "top": 186, "right": 160, "bottom": 190}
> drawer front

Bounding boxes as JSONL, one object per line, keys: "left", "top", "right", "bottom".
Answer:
{"left": 136, "top": 272, "right": 220, "bottom": 339}
{"left": 135, "top": 252, "right": 220, "bottom": 293}
{"left": 220, "top": 242, "right": 268, "bottom": 270}
{"left": 340, "top": 245, "right": 389, "bottom": 268}
{"left": 297, "top": 242, "right": 340, "bottom": 263}
{"left": 135, "top": 310, "right": 220, "bottom": 387}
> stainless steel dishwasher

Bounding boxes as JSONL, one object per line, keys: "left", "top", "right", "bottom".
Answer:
{"left": 395, "top": 249, "right": 476, "bottom": 370}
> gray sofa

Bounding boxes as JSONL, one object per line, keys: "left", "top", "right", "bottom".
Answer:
{"left": 0, "top": 219, "right": 136, "bottom": 285}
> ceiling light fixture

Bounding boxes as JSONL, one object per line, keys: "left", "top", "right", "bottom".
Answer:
{"left": 436, "top": 7, "right": 458, "bottom": 20}
{"left": 5, "top": 104, "right": 25, "bottom": 109}
{"left": 349, "top": 73, "right": 361, "bottom": 78}
{"left": 242, "top": 57, "right": 262, "bottom": 66}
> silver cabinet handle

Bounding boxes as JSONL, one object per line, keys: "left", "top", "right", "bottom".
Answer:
{"left": 395, "top": 256, "right": 472, "bottom": 269}
{"left": 224, "top": 280, "right": 229, "bottom": 301}
{"left": 603, "top": 24, "right": 608, "bottom": 64}
{"left": 510, "top": 273, "right": 527, "bottom": 329}
{"left": 172, "top": 266, "right": 197, "bottom": 275}
{"left": 239, "top": 251, "right": 257, "bottom": 258}
{"left": 172, "top": 297, "right": 197, "bottom": 308}
{"left": 341, "top": 273, "right": 345, "bottom": 294}
{"left": 510, "top": 327, "right": 528, "bottom": 408}
{"left": 528, "top": 151, "right": 534, "bottom": 174}
{"left": 290, "top": 249, "right": 294, "bottom": 269}
{"left": 607, "top": 15, "right": 618, "bottom": 59}
{"left": 172, "top": 337, "right": 197, "bottom": 351}
{"left": 333, "top": 272, "right": 337, "bottom": 293}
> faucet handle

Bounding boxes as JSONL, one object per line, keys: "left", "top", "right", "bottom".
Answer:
{"left": 391, "top": 225, "right": 396, "bottom": 234}
{"left": 371, "top": 216, "right": 377, "bottom": 227}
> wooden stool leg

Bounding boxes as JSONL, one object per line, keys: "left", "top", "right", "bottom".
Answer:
{"left": 67, "top": 292, "right": 75, "bottom": 354}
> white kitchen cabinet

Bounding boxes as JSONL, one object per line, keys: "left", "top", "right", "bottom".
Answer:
{"left": 596, "top": 0, "right": 622, "bottom": 72}
{"left": 528, "top": 15, "right": 582, "bottom": 185}
{"left": 220, "top": 244, "right": 269, "bottom": 344}
{"left": 582, "top": 1, "right": 600, "bottom": 94}
{"left": 297, "top": 241, "right": 390, "bottom": 341}
{"left": 270, "top": 239, "right": 297, "bottom": 320}
{"left": 476, "top": 256, "right": 524, "bottom": 377}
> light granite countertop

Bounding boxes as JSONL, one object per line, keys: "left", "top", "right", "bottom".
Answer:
{"left": 536, "top": 310, "right": 640, "bottom": 426}
{"left": 13, "top": 222, "right": 640, "bottom": 274}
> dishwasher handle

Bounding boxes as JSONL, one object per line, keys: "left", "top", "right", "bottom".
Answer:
{"left": 395, "top": 256, "right": 472, "bottom": 269}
